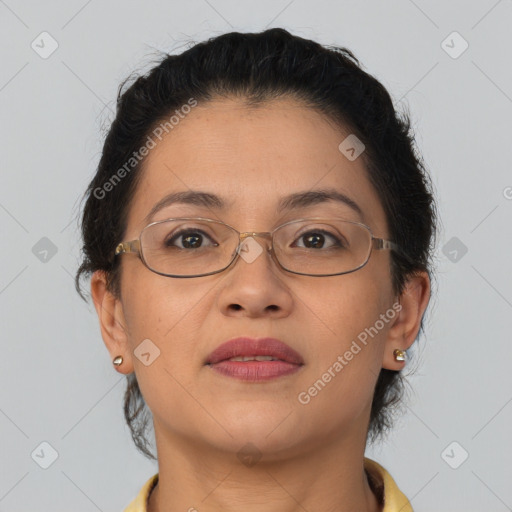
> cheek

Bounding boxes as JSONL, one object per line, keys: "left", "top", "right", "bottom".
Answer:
{"left": 121, "top": 270, "right": 210, "bottom": 363}
{"left": 305, "top": 272, "right": 388, "bottom": 339}
{"left": 121, "top": 275, "right": 210, "bottom": 419}
{"left": 297, "top": 272, "right": 391, "bottom": 383}
{"left": 292, "top": 277, "right": 390, "bottom": 430}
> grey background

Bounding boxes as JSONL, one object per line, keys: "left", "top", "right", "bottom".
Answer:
{"left": 1, "top": 0, "right": 511, "bottom": 510}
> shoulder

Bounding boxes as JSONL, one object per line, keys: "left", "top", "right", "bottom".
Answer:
{"left": 123, "top": 473, "right": 159, "bottom": 512}
{"left": 364, "top": 457, "right": 413, "bottom": 512}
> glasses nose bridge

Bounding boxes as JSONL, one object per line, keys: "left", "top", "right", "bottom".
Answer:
{"left": 238, "top": 230, "right": 274, "bottom": 249}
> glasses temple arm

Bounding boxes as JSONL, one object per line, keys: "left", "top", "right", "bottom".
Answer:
{"left": 114, "top": 240, "right": 141, "bottom": 256}
{"left": 373, "top": 238, "right": 415, "bottom": 263}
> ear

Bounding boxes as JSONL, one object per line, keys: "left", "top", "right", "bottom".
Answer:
{"left": 90, "top": 270, "right": 134, "bottom": 374}
{"left": 382, "top": 271, "right": 431, "bottom": 370}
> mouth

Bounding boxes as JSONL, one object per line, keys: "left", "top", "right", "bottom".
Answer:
{"left": 221, "top": 355, "right": 282, "bottom": 362}
{"left": 205, "top": 337, "right": 304, "bottom": 381}
{"left": 205, "top": 337, "right": 304, "bottom": 365}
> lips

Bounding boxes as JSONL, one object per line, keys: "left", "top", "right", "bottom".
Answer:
{"left": 205, "top": 337, "right": 304, "bottom": 366}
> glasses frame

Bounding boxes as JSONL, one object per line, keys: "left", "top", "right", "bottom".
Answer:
{"left": 114, "top": 216, "right": 405, "bottom": 278}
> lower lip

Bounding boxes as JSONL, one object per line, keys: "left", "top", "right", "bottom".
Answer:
{"left": 207, "top": 360, "right": 303, "bottom": 381}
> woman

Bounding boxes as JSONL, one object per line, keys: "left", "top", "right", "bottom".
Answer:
{"left": 75, "top": 28, "right": 436, "bottom": 511}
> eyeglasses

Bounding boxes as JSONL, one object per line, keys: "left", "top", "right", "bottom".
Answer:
{"left": 114, "top": 217, "right": 404, "bottom": 278}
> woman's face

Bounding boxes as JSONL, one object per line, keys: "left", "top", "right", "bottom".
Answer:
{"left": 109, "top": 97, "right": 403, "bottom": 457}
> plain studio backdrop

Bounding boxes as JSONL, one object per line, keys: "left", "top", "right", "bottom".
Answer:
{"left": 1, "top": 1, "right": 511, "bottom": 510}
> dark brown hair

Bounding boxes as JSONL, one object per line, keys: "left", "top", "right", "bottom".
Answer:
{"left": 75, "top": 28, "right": 437, "bottom": 460}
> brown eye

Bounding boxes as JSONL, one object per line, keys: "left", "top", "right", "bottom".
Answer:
{"left": 165, "top": 229, "right": 217, "bottom": 249}
{"left": 293, "top": 230, "right": 346, "bottom": 250}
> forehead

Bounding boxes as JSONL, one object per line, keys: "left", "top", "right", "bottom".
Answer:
{"left": 125, "top": 97, "right": 388, "bottom": 235}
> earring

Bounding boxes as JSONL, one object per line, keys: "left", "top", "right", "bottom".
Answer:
{"left": 113, "top": 355, "right": 123, "bottom": 366}
{"left": 393, "top": 349, "right": 406, "bottom": 362}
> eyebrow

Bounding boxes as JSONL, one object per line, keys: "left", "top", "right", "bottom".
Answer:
{"left": 143, "top": 187, "right": 363, "bottom": 224}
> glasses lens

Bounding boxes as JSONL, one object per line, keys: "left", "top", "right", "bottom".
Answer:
{"left": 273, "top": 219, "right": 372, "bottom": 276}
{"left": 141, "top": 218, "right": 238, "bottom": 276}
{"left": 140, "top": 218, "right": 372, "bottom": 277}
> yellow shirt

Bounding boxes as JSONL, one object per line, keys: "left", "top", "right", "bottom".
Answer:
{"left": 123, "top": 457, "right": 413, "bottom": 511}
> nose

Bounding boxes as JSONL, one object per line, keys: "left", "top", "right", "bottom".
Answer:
{"left": 217, "top": 233, "right": 293, "bottom": 317}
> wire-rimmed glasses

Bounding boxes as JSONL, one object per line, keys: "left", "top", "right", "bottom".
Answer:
{"left": 114, "top": 217, "right": 404, "bottom": 278}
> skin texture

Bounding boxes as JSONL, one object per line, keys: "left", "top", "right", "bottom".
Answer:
{"left": 91, "top": 97, "right": 430, "bottom": 512}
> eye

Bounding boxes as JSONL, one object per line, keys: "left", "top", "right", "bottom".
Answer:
{"left": 292, "top": 229, "right": 346, "bottom": 250}
{"left": 165, "top": 229, "right": 218, "bottom": 249}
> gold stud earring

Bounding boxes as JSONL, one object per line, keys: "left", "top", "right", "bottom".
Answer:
{"left": 113, "top": 355, "right": 123, "bottom": 366}
{"left": 393, "top": 349, "right": 406, "bottom": 362}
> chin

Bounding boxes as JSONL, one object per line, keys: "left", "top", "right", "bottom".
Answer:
{"left": 217, "top": 411, "right": 302, "bottom": 448}
{"left": 208, "top": 428, "right": 304, "bottom": 463}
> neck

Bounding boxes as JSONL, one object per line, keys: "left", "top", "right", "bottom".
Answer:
{"left": 147, "top": 423, "right": 382, "bottom": 512}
